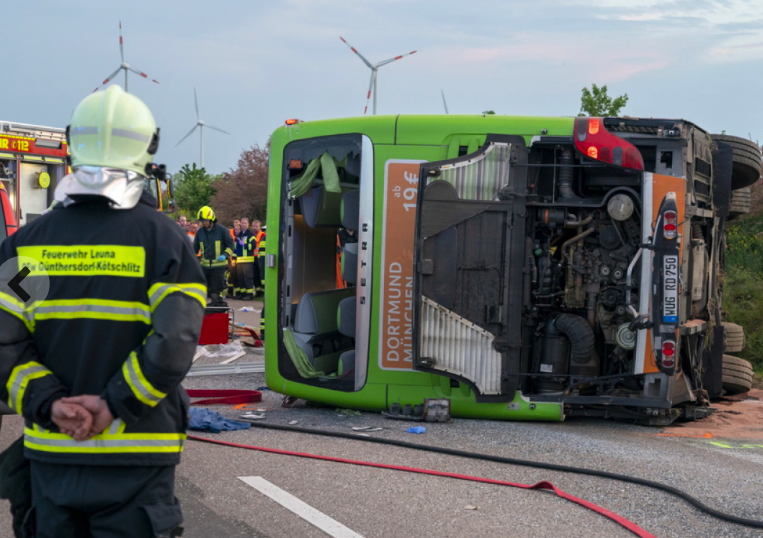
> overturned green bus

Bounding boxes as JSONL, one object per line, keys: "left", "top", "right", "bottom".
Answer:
{"left": 263, "top": 115, "right": 759, "bottom": 425}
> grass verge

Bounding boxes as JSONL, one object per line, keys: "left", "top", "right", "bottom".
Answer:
{"left": 724, "top": 212, "right": 763, "bottom": 376}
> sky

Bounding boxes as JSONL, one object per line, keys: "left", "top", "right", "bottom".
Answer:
{"left": 3, "top": 0, "right": 762, "bottom": 176}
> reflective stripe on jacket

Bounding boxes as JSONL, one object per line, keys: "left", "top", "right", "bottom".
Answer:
{"left": 0, "top": 193, "right": 205, "bottom": 466}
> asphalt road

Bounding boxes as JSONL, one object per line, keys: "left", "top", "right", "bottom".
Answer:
{"left": 2, "top": 371, "right": 763, "bottom": 538}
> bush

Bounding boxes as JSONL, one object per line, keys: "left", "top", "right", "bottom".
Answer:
{"left": 723, "top": 266, "right": 763, "bottom": 374}
{"left": 725, "top": 213, "right": 763, "bottom": 277}
{"left": 724, "top": 213, "right": 763, "bottom": 375}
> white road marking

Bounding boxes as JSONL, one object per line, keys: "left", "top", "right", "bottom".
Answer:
{"left": 238, "top": 476, "right": 364, "bottom": 538}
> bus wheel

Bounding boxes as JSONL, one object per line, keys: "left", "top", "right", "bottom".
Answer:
{"left": 721, "top": 322, "right": 745, "bottom": 353}
{"left": 728, "top": 187, "right": 751, "bottom": 219}
{"left": 722, "top": 354, "right": 753, "bottom": 396}
{"left": 711, "top": 134, "right": 762, "bottom": 190}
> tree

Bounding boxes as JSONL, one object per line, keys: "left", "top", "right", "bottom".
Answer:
{"left": 173, "top": 163, "right": 217, "bottom": 216}
{"left": 579, "top": 84, "right": 629, "bottom": 117}
{"left": 210, "top": 143, "right": 269, "bottom": 226}
{"left": 482, "top": 110, "right": 496, "bottom": 115}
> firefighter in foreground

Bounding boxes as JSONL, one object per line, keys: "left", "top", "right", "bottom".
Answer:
{"left": 193, "top": 205, "right": 234, "bottom": 307}
{"left": 0, "top": 85, "right": 205, "bottom": 537}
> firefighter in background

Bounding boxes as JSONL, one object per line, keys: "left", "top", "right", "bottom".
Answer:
{"left": 236, "top": 217, "right": 255, "bottom": 300}
{"left": 252, "top": 220, "right": 266, "bottom": 298}
{"left": 251, "top": 220, "right": 266, "bottom": 339}
{"left": 194, "top": 206, "right": 234, "bottom": 307}
{"left": 0, "top": 85, "right": 205, "bottom": 537}
{"left": 226, "top": 218, "right": 241, "bottom": 299}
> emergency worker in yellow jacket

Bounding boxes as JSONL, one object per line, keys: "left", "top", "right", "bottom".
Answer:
{"left": 193, "top": 205, "right": 233, "bottom": 307}
{"left": 0, "top": 86, "right": 205, "bottom": 538}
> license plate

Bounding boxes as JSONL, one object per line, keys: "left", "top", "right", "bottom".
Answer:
{"left": 662, "top": 255, "right": 678, "bottom": 322}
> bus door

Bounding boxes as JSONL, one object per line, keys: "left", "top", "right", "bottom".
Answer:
{"left": 412, "top": 136, "right": 529, "bottom": 402}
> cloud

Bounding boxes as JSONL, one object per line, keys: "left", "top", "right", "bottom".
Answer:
{"left": 584, "top": 0, "right": 763, "bottom": 25}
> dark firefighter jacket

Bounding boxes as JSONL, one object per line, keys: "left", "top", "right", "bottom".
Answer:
{"left": 193, "top": 222, "right": 234, "bottom": 268}
{"left": 237, "top": 229, "right": 255, "bottom": 264}
{"left": 0, "top": 192, "right": 206, "bottom": 467}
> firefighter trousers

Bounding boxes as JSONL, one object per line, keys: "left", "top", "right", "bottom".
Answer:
{"left": 236, "top": 262, "right": 255, "bottom": 296}
{"left": 202, "top": 266, "right": 227, "bottom": 297}
{"left": 30, "top": 461, "right": 181, "bottom": 538}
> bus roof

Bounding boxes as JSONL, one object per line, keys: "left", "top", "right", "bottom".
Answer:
{"left": 271, "top": 114, "right": 577, "bottom": 147}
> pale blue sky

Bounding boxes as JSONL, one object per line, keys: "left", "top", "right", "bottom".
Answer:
{"left": 4, "top": 0, "right": 762, "bottom": 175}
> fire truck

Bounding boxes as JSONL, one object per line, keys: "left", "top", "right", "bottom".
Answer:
{"left": 0, "top": 121, "right": 69, "bottom": 227}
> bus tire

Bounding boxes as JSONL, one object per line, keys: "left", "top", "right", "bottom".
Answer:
{"left": 728, "top": 187, "right": 751, "bottom": 219}
{"left": 722, "top": 355, "right": 753, "bottom": 396}
{"left": 721, "top": 322, "right": 745, "bottom": 353}
{"left": 711, "top": 134, "right": 762, "bottom": 190}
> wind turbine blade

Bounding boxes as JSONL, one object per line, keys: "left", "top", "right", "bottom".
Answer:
{"left": 119, "top": 21, "right": 125, "bottom": 63}
{"left": 339, "top": 36, "right": 374, "bottom": 70}
{"left": 93, "top": 66, "right": 123, "bottom": 92}
{"left": 363, "top": 72, "right": 375, "bottom": 115}
{"left": 194, "top": 88, "right": 200, "bottom": 121}
{"left": 441, "top": 90, "right": 449, "bottom": 114}
{"left": 377, "top": 49, "right": 417, "bottom": 67}
{"left": 176, "top": 125, "right": 199, "bottom": 147}
{"left": 205, "top": 124, "right": 231, "bottom": 135}
{"left": 126, "top": 65, "right": 159, "bottom": 84}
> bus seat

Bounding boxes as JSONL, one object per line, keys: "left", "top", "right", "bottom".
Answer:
{"left": 341, "top": 189, "right": 360, "bottom": 230}
{"left": 337, "top": 297, "right": 356, "bottom": 378}
{"left": 292, "top": 288, "right": 355, "bottom": 373}
{"left": 340, "top": 188, "right": 361, "bottom": 285}
{"left": 342, "top": 242, "right": 358, "bottom": 285}
{"left": 337, "top": 296, "right": 356, "bottom": 338}
{"left": 301, "top": 186, "right": 344, "bottom": 228}
{"left": 294, "top": 288, "right": 355, "bottom": 335}
{"left": 344, "top": 153, "right": 361, "bottom": 178}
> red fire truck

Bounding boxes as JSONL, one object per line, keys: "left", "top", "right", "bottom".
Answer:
{"left": 0, "top": 121, "right": 69, "bottom": 227}
{"left": 0, "top": 181, "right": 16, "bottom": 241}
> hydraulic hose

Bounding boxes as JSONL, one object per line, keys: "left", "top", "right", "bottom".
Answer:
{"left": 196, "top": 422, "right": 763, "bottom": 531}
{"left": 188, "top": 433, "right": 654, "bottom": 538}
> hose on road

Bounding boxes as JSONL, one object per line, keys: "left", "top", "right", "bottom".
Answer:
{"left": 192, "top": 421, "right": 763, "bottom": 532}
{"left": 189, "top": 429, "right": 658, "bottom": 537}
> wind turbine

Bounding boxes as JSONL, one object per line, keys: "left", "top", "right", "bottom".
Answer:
{"left": 339, "top": 36, "right": 417, "bottom": 115}
{"left": 441, "top": 90, "right": 450, "bottom": 114}
{"left": 176, "top": 88, "right": 230, "bottom": 169}
{"left": 93, "top": 21, "right": 159, "bottom": 93}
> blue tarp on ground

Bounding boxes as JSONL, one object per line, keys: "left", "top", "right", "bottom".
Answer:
{"left": 188, "top": 407, "right": 251, "bottom": 433}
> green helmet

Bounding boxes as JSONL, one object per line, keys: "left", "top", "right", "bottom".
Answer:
{"left": 68, "top": 85, "right": 158, "bottom": 176}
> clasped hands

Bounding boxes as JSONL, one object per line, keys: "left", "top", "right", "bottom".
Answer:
{"left": 50, "top": 395, "right": 114, "bottom": 442}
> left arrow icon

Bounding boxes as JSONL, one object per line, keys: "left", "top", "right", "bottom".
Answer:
{"left": 0, "top": 257, "right": 50, "bottom": 313}
{"left": 9, "top": 267, "right": 31, "bottom": 302}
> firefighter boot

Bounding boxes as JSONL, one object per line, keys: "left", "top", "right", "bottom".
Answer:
{"left": 210, "top": 292, "right": 228, "bottom": 308}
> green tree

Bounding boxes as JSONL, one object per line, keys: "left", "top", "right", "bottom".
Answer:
{"left": 482, "top": 110, "right": 496, "bottom": 115}
{"left": 578, "top": 84, "right": 629, "bottom": 117}
{"left": 173, "top": 163, "right": 217, "bottom": 215}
